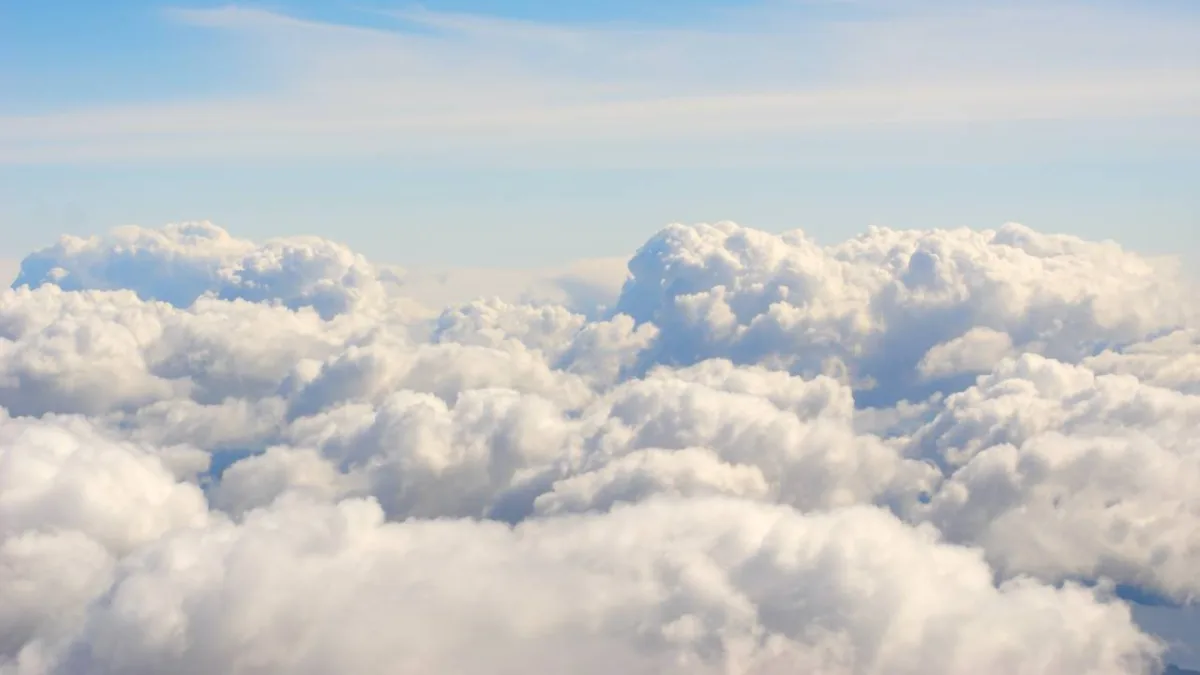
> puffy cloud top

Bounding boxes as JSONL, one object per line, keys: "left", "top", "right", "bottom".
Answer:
{"left": 3, "top": 219, "right": 1197, "bottom": 673}
{"left": 12, "top": 222, "right": 389, "bottom": 319}
{"left": 617, "top": 221, "right": 1194, "bottom": 405}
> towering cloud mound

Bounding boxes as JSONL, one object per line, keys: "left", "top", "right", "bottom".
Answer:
{"left": 616, "top": 221, "right": 1194, "bottom": 405}
{"left": 2, "top": 220, "right": 1198, "bottom": 674}
{"left": 12, "top": 221, "right": 389, "bottom": 319}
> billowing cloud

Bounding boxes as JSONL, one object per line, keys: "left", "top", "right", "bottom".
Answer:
{"left": 3, "top": 219, "right": 1198, "bottom": 672}
{"left": 908, "top": 355, "right": 1200, "bottom": 602}
{"left": 0, "top": 412, "right": 210, "bottom": 553}
{"left": 0, "top": 413, "right": 211, "bottom": 669}
{"left": 5, "top": 484, "right": 1170, "bottom": 674}
{"left": 1085, "top": 328, "right": 1200, "bottom": 395}
{"left": 11, "top": 222, "right": 394, "bottom": 319}
{"left": 616, "top": 221, "right": 1195, "bottom": 405}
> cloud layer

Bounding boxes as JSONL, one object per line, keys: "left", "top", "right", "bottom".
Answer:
{"left": 3, "top": 219, "right": 1198, "bottom": 673}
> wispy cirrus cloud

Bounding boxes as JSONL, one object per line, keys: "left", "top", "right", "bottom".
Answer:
{"left": 2, "top": 1, "right": 1198, "bottom": 165}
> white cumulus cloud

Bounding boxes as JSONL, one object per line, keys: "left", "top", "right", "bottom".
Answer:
{"left": 2, "top": 218, "right": 1198, "bottom": 673}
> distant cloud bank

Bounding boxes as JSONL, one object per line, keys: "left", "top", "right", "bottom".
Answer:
{"left": 3, "top": 219, "right": 1198, "bottom": 673}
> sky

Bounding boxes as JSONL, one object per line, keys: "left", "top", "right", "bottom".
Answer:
{"left": 2, "top": 0, "right": 1198, "bottom": 267}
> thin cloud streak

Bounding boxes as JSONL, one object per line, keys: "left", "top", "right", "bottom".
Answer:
{"left": 1, "top": 1, "right": 1198, "bottom": 165}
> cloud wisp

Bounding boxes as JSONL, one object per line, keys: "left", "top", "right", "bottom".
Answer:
{"left": 1, "top": 217, "right": 1198, "bottom": 672}
{"left": 2, "top": 1, "right": 1198, "bottom": 165}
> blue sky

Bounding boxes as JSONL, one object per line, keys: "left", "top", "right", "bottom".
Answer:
{"left": 2, "top": 0, "right": 1198, "bottom": 267}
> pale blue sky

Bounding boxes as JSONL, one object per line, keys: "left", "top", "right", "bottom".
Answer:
{"left": 2, "top": 0, "right": 1198, "bottom": 266}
